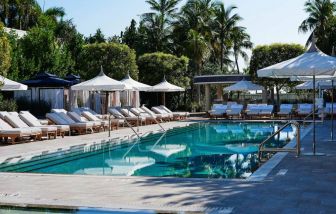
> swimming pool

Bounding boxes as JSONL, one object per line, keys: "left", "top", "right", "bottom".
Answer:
{"left": 0, "top": 122, "right": 297, "bottom": 179}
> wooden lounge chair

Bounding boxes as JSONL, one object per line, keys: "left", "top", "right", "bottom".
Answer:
{"left": 4, "top": 113, "right": 51, "bottom": 139}
{"left": 0, "top": 118, "right": 42, "bottom": 144}
{"left": 258, "top": 105, "right": 274, "bottom": 118}
{"left": 141, "top": 106, "right": 170, "bottom": 122}
{"left": 81, "top": 111, "right": 119, "bottom": 131}
{"left": 119, "top": 108, "right": 146, "bottom": 125}
{"left": 109, "top": 108, "right": 142, "bottom": 126}
{"left": 297, "top": 104, "right": 313, "bottom": 118}
{"left": 19, "top": 111, "right": 69, "bottom": 137}
{"left": 208, "top": 104, "right": 227, "bottom": 119}
{"left": 67, "top": 111, "right": 103, "bottom": 132}
{"left": 226, "top": 104, "right": 243, "bottom": 119}
{"left": 151, "top": 107, "right": 174, "bottom": 120}
{"left": 159, "top": 105, "right": 189, "bottom": 119}
{"left": 46, "top": 113, "right": 93, "bottom": 135}
{"left": 130, "top": 108, "right": 158, "bottom": 125}
{"left": 277, "top": 104, "right": 293, "bottom": 119}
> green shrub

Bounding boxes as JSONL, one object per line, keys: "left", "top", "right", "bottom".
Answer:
{"left": 0, "top": 99, "right": 17, "bottom": 111}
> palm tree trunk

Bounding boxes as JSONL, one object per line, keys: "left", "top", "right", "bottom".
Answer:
{"left": 220, "top": 38, "right": 224, "bottom": 71}
{"left": 235, "top": 53, "right": 240, "bottom": 74}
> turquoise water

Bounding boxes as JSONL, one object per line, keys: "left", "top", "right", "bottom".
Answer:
{"left": 0, "top": 122, "right": 296, "bottom": 179}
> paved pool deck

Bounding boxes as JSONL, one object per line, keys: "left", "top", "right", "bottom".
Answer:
{"left": 0, "top": 120, "right": 335, "bottom": 213}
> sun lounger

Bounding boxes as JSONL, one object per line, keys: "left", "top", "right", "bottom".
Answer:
{"left": 226, "top": 104, "right": 243, "bottom": 119}
{"left": 67, "top": 111, "right": 103, "bottom": 132}
{"left": 4, "top": 113, "right": 51, "bottom": 139}
{"left": 0, "top": 118, "right": 41, "bottom": 144}
{"left": 130, "top": 108, "right": 158, "bottom": 125}
{"left": 277, "top": 104, "right": 293, "bottom": 119}
{"left": 159, "top": 105, "right": 189, "bottom": 119}
{"left": 119, "top": 108, "right": 146, "bottom": 125}
{"left": 208, "top": 104, "right": 227, "bottom": 119}
{"left": 109, "top": 108, "right": 142, "bottom": 126}
{"left": 19, "top": 111, "right": 69, "bottom": 137}
{"left": 141, "top": 106, "right": 170, "bottom": 121}
{"left": 151, "top": 107, "right": 174, "bottom": 120}
{"left": 325, "top": 103, "right": 336, "bottom": 115}
{"left": 245, "top": 104, "right": 260, "bottom": 119}
{"left": 81, "top": 111, "right": 119, "bottom": 130}
{"left": 74, "top": 107, "right": 109, "bottom": 120}
{"left": 46, "top": 112, "right": 93, "bottom": 135}
{"left": 297, "top": 104, "right": 313, "bottom": 118}
{"left": 259, "top": 105, "right": 274, "bottom": 118}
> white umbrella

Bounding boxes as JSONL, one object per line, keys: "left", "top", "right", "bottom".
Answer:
{"left": 0, "top": 75, "right": 27, "bottom": 91}
{"left": 71, "top": 67, "right": 130, "bottom": 91}
{"left": 71, "top": 67, "right": 131, "bottom": 115}
{"left": 150, "top": 76, "right": 185, "bottom": 106}
{"left": 257, "top": 39, "right": 336, "bottom": 155}
{"left": 223, "top": 80, "right": 264, "bottom": 91}
{"left": 295, "top": 80, "right": 334, "bottom": 90}
{"left": 120, "top": 72, "right": 152, "bottom": 91}
{"left": 223, "top": 80, "right": 264, "bottom": 103}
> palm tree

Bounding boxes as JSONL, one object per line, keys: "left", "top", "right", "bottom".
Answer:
{"left": 44, "top": 7, "right": 66, "bottom": 22}
{"left": 213, "top": 2, "right": 242, "bottom": 71}
{"left": 299, "top": 0, "right": 336, "bottom": 45}
{"left": 142, "top": 0, "right": 181, "bottom": 51}
{"left": 232, "top": 27, "right": 253, "bottom": 74}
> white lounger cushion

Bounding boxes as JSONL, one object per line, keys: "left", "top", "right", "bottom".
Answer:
{"left": 51, "top": 109, "right": 68, "bottom": 114}
{"left": 109, "top": 108, "right": 125, "bottom": 119}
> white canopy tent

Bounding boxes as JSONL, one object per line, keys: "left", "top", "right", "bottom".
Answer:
{"left": 257, "top": 39, "right": 336, "bottom": 155}
{"left": 295, "top": 80, "right": 334, "bottom": 90}
{"left": 0, "top": 75, "right": 27, "bottom": 91}
{"left": 71, "top": 67, "right": 131, "bottom": 113}
{"left": 223, "top": 80, "right": 264, "bottom": 92}
{"left": 120, "top": 73, "right": 152, "bottom": 107}
{"left": 150, "top": 77, "right": 185, "bottom": 106}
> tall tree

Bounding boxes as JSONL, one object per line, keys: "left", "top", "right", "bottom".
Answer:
{"left": 141, "top": 0, "right": 181, "bottom": 51}
{"left": 232, "top": 27, "right": 252, "bottom": 73}
{"left": 213, "top": 2, "right": 242, "bottom": 71}
{"left": 299, "top": 0, "right": 336, "bottom": 45}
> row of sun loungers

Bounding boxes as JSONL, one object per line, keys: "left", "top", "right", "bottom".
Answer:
{"left": 209, "top": 103, "right": 329, "bottom": 119}
{"left": 0, "top": 105, "right": 188, "bottom": 144}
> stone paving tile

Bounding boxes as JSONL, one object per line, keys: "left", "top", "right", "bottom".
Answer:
{"left": 0, "top": 120, "right": 336, "bottom": 212}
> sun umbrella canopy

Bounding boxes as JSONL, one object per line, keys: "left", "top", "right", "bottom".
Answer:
{"left": 150, "top": 77, "right": 185, "bottom": 92}
{"left": 295, "top": 80, "right": 334, "bottom": 90}
{"left": 71, "top": 68, "right": 130, "bottom": 91}
{"left": 120, "top": 73, "right": 152, "bottom": 91}
{"left": 223, "top": 80, "right": 264, "bottom": 92}
{"left": 257, "top": 40, "right": 336, "bottom": 78}
{"left": 0, "top": 75, "right": 27, "bottom": 91}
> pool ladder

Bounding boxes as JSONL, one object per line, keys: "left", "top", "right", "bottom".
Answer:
{"left": 258, "top": 121, "right": 301, "bottom": 163}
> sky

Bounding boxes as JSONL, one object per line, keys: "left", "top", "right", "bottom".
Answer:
{"left": 37, "top": 0, "right": 309, "bottom": 68}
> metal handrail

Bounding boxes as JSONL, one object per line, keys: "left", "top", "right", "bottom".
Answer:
{"left": 303, "top": 107, "right": 322, "bottom": 125}
{"left": 258, "top": 121, "right": 300, "bottom": 162}
{"left": 108, "top": 112, "right": 140, "bottom": 138}
{"left": 138, "top": 112, "right": 165, "bottom": 132}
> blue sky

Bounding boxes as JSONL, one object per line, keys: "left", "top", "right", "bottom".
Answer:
{"left": 37, "top": 0, "right": 309, "bottom": 67}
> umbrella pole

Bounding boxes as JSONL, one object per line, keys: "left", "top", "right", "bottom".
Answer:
{"left": 332, "top": 80, "right": 334, "bottom": 140}
{"left": 313, "top": 75, "right": 316, "bottom": 155}
{"left": 163, "top": 92, "right": 166, "bottom": 106}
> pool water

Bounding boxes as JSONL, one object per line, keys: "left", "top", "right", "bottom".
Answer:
{"left": 0, "top": 122, "right": 296, "bottom": 179}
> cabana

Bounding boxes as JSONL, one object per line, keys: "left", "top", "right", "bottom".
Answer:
{"left": 14, "top": 72, "right": 72, "bottom": 109}
{"left": 223, "top": 79, "right": 264, "bottom": 104}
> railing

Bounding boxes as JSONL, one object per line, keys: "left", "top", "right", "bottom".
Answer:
{"left": 303, "top": 107, "right": 324, "bottom": 125}
{"left": 258, "top": 121, "right": 301, "bottom": 163}
{"left": 108, "top": 113, "right": 140, "bottom": 138}
{"left": 138, "top": 112, "right": 165, "bottom": 132}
